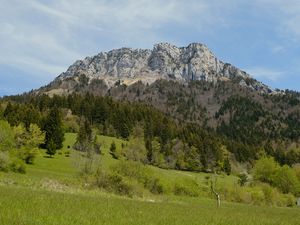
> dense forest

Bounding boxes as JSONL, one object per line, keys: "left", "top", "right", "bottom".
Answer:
{"left": 1, "top": 80, "right": 300, "bottom": 174}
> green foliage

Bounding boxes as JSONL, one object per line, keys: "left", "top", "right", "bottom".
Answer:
{"left": 293, "top": 165, "right": 300, "bottom": 181}
{"left": 273, "top": 165, "right": 300, "bottom": 195}
{"left": 43, "top": 108, "right": 64, "bottom": 155}
{"left": 4, "top": 102, "right": 40, "bottom": 128}
{"left": 223, "top": 157, "right": 231, "bottom": 175}
{"left": 173, "top": 179, "right": 200, "bottom": 197}
{"left": 13, "top": 123, "right": 45, "bottom": 164}
{"left": 253, "top": 157, "right": 300, "bottom": 195}
{"left": 238, "top": 173, "right": 248, "bottom": 186}
{"left": 253, "top": 157, "right": 279, "bottom": 184}
{"left": 0, "top": 151, "right": 10, "bottom": 172}
{"left": 46, "top": 140, "right": 57, "bottom": 158}
{"left": 122, "top": 137, "right": 147, "bottom": 163}
{"left": 76, "top": 119, "right": 92, "bottom": 144}
{"left": 95, "top": 170, "right": 136, "bottom": 197}
{"left": 74, "top": 119, "right": 95, "bottom": 153}
{"left": 0, "top": 120, "right": 15, "bottom": 151}
{"left": 109, "top": 141, "right": 117, "bottom": 159}
{"left": 2, "top": 185, "right": 300, "bottom": 225}
{"left": 3, "top": 89, "right": 300, "bottom": 173}
{"left": 9, "top": 157, "right": 26, "bottom": 173}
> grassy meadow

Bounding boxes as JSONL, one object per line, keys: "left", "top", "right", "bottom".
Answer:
{"left": 0, "top": 133, "right": 299, "bottom": 225}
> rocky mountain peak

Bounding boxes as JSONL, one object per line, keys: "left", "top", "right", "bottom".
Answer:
{"left": 54, "top": 42, "right": 273, "bottom": 94}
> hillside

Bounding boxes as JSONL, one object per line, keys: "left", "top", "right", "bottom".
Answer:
{"left": 31, "top": 43, "right": 300, "bottom": 154}
{"left": 1, "top": 133, "right": 300, "bottom": 225}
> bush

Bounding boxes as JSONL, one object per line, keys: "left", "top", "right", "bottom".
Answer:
{"left": 122, "top": 137, "right": 147, "bottom": 163}
{"left": 95, "top": 170, "right": 135, "bottom": 197}
{"left": 238, "top": 173, "right": 248, "bottom": 186}
{"left": 253, "top": 157, "right": 279, "bottom": 184}
{"left": 9, "top": 157, "right": 26, "bottom": 174}
{"left": 250, "top": 189, "right": 264, "bottom": 205}
{"left": 112, "top": 160, "right": 164, "bottom": 194}
{"left": 282, "top": 193, "right": 296, "bottom": 207}
{"left": 260, "top": 183, "right": 278, "bottom": 205}
{"left": 173, "top": 178, "right": 201, "bottom": 197}
{"left": 173, "top": 183, "right": 199, "bottom": 197}
{"left": 19, "top": 147, "right": 37, "bottom": 164}
{"left": 0, "top": 152, "right": 10, "bottom": 172}
{"left": 144, "top": 177, "right": 164, "bottom": 194}
{"left": 112, "top": 160, "right": 150, "bottom": 183}
{"left": 273, "top": 165, "right": 300, "bottom": 195}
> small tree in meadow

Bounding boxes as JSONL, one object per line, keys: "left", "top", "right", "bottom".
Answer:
{"left": 46, "top": 140, "right": 56, "bottom": 158}
{"left": 238, "top": 173, "right": 248, "bottom": 186}
{"left": 110, "top": 141, "right": 117, "bottom": 159}
{"left": 253, "top": 157, "right": 279, "bottom": 185}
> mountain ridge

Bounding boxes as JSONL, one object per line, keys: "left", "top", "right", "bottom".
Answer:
{"left": 48, "top": 42, "right": 274, "bottom": 95}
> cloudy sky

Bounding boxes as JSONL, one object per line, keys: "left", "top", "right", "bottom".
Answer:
{"left": 1, "top": 0, "right": 300, "bottom": 96}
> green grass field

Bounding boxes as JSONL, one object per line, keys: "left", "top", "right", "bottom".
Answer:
{"left": 0, "top": 133, "right": 299, "bottom": 225}
{"left": 1, "top": 185, "right": 300, "bottom": 225}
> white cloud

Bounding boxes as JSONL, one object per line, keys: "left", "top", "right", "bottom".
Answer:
{"left": 246, "top": 67, "right": 285, "bottom": 82}
{"left": 0, "top": 0, "right": 237, "bottom": 81}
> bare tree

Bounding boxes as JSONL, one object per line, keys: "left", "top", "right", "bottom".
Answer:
{"left": 210, "top": 174, "right": 221, "bottom": 207}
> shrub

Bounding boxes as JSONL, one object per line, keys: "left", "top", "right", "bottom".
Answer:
{"left": 112, "top": 160, "right": 151, "bottom": 182}
{"left": 173, "top": 183, "right": 199, "bottom": 197}
{"left": 19, "top": 147, "right": 37, "bottom": 164}
{"left": 95, "top": 170, "right": 135, "bottom": 197}
{"left": 282, "top": 193, "right": 296, "bottom": 207}
{"left": 144, "top": 177, "right": 164, "bottom": 194}
{"left": 238, "top": 173, "right": 248, "bottom": 186}
{"left": 253, "top": 157, "right": 279, "bottom": 184}
{"left": 64, "top": 150, "right": 70, "bottom": 157}
{"left": 9, "top": 157, "right": 26, "bottom": 174}
{"left": 0, "top": 152, "right": 10, "bottom": 172}
{"left": 273, "top": 165, "right": 300, "bottom": 195}
{"left": 122, "top": 137, "right": 147, "bottom": 163}
{"left": 112, "top": 160, "right": 164, "bottom": 194}
{"left": 250, "top": 189, "right": 264, "bottom": 205}
{"left": 173, "top": 178, "right": 201, "bottom": 197}
{"left": 293, "top": 165, "right": 300, "bottom": 181}
{"left": 260, "top": 183, "right": 277, "bottom": 205}
{"left": 0, "top": 120, "right": 15, "bottom": 151}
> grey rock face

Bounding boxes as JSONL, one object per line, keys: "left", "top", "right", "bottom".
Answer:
{"left": 56, "top": 42, "right": 273, "bottom": 93}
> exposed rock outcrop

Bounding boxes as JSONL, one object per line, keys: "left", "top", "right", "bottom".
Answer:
{"left": 53, "top": 42, "right": 273, "bottom": 94}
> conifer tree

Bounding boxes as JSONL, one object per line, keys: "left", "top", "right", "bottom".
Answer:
{"left": 43, "top": 108, "right": 64, "bottom": 156}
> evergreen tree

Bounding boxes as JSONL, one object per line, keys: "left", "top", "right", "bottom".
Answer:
{"left": 46, "top": 139, "right": 56, "bottom": 158}
{"left": 77, "top": 119, "right": 92, "bottom": 144}
{"left": 223, "top": 158, "right": 231, "bottom": 175}
{"left": 43, "top": 108, "right": 64, "bottom": 156}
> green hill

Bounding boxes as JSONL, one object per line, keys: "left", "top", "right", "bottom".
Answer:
{"left": 1, "top": 133, "right": 300, "bottom": 225}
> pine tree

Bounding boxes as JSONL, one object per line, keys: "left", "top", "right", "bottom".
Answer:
{"left": 43, "top": 108, "right": 64, "bottom": 156}
{"left": 46, "top": 139, "right": 56, "bottom": 158}
{"left": 74, "top": 119, "right": 93, "bottom": 152}
{"left": 223, "top": 157, "right": 231, "bottom": 175}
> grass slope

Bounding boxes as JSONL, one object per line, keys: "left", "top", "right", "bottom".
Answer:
{"left": 1, "top": 185, "right": 300, "bottom": 225}
{"left": 0, "top": 133, "right": 299, "bottom": 225}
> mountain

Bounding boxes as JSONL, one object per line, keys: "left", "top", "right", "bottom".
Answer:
{"left": 35, "top": 43, "right": 300, "bottom": 151}
{"left": 3, "top": 42, "right": 300, "bottom": 167}
{"left": 41, "top": 42, "right": 274, "bottom": 96}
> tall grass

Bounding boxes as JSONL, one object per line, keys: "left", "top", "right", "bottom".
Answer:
{"left": 0, "top": 185, "right": 300, "bottom": 225}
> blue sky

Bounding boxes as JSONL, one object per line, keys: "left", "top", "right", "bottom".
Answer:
{"left": 1, "top": 0, "right": 300, "bottom": 96}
